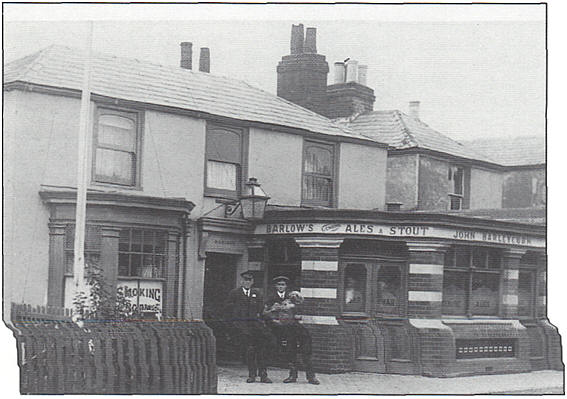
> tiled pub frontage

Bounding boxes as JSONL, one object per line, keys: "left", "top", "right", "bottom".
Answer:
{"left": 230, "top": 208, "right": 561, "bottom": 377}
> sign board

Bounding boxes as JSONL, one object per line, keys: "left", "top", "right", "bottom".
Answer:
{"left": 117, "top": 279, "right": 163, "bottom": 315}
{"left": 255, "top": 222, "right": 544, "bottom": 248}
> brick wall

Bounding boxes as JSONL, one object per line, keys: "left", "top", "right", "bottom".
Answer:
{"left": 305, "top": 323, "right": 353, "bottom": 373}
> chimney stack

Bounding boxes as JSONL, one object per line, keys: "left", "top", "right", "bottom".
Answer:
{"left": 333, "top": 62, "right": 346, "bottom": 84}
{"left": 345, "top": 59, "right": 359, "bottom": 83}
{"left": 199, "top": 47, "right": 210, "bottom": 73}
{"left": 358, "top": 65, "right": 368, "bottom": 86}
{"left": 325, "top": 58, "right": 375, "bottom": 118}
{"left": 277, "top": 23, "right": 329, "bottom": 115}
{"left": 290, "top": 24, "right": 304, "bottom": 55}
{"left": 180, "top": 42, "right": 193, "bottom": 70}
{"left": 409, "top": 101, "right": 420, "bottom": 119}
{"left": 304, "top": 27, "right": 317, "bottom": 53}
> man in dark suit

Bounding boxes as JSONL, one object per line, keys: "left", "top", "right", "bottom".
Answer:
{"left": 264, "top": 276, "right": 320, "bottom": 385}
{"left": 225, "top": 270, "right": 273, "bottom": 383}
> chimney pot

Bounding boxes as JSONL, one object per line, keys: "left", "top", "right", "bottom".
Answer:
{"left": 304, "top": 27, "right": 317, "bottom": 53}
{"left": 180, "top": 42, "right": 193, "bottom": 70}
{"left": 345, "top": 59, "right": 359, "bottom": 83}
{"left": 409, "top": 101, "right": 420, "bottom": 119}
{"left": 290, "top": 24, "right": 305, "bottom": 54}
{"left": 333, "top": 62, "right": 345, "bottom": 84}
{"left": 199, "top": 47, "right": 210, "bottom": 73}
{"left": 358, "top": 65, "right": 368, "bottom": 86}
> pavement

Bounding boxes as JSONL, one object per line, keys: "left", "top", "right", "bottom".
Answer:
{"left": 218, "top": 365, "right": 564, "bottom": 395}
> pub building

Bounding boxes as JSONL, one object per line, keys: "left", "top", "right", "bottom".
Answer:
{"left": 3, "top": 23, "right": 561, "bottom": 379}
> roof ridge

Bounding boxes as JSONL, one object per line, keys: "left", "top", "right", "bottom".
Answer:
{"left": 399, "top": 111, "right": 499, "bottom": 162}
{"left": 394, "top": 110, "right": 419, "bottom": 148}
{"left": 5, "top": 45, "right": 53, "bottom": 82}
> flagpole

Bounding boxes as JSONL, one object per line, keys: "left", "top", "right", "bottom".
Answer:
{"left": 72, "top": 21, "right": 94, "bottom": 303}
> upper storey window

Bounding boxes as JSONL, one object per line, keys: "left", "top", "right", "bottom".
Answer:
{"left": 93, "top": 108, "right": 141, "bottom": 187}
{"left": 302, "top": 141, "right": 336, "bottom": 207}
{"left": 205, "top": 124, "right": 247, "bottom": 198}
{"left": 448, "top": 165, "right": 468, "bottom": 210}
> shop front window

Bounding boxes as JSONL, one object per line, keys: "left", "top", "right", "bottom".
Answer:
{"left": 341, "top": 260, "right": 405, "bottom": 316}
{"left": 443, "top": 246, "right": 502, "bottom": 317}
{"left": 376, "top": 264, "right": 401, "bottom": 315}
{"left": 344, "top": 264, "right": 366, "bottom": 312}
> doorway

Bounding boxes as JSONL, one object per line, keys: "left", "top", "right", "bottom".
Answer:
{"left": 203, "top": 252, "right": 239, "bottom": 362}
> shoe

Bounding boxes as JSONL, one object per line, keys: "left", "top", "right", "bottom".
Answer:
{"left": 283, "top": 376, "right": 297, "bottom": 383}
{"left": 260, "top": 376, "right": 273, "bottom": 383}
{"left": 246, "top": 377, "right": 256, "bottom": 383}
{"left": 307, "top": 377, "right": 320, "bottom": 385}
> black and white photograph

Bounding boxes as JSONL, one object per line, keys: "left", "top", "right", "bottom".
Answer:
{"left": 2, "top": 2, "right": 565, "bottom": 395}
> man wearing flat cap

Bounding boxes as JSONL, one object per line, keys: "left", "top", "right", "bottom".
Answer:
{"left": 225, "top": 270, "right": 273, "bottom": 383}
{"left": 264, "top": 276, "right": 320, "bottom": 385}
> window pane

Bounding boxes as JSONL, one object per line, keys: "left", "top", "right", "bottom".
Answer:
{"left": 305, "top": 146, "right": 332, "bottom": 175}
{"left": 453, "top": 167, "right": 464, "bottom": 195}
{"left": 207, "top": 160, "right": 237, "bottom": 191}
{"left": 442, "top": 271, "right": 468, "bottom": 315}
{"left": 118, "top": 228, "right": 168, "bottom": 278}
{"left": 95, "top": 148, "right": 134, "bottom": 184}
{"left": 487, "top": 249, "right": 501, "bottom": 269}
{"left": 344, "top": 264, "right": 366, "bottom": 312}
{"left": 118, "top": 253, "right": 130, "bottom": 276}
{"left": 455, "top": 246, "right": 471, "bottom": 268}
{"left": 207, "top": 128, "right": 241, "bottom": 163}
{"left": 376, "top": 265, "right": 401, "bottom": 315}
{"left": 472, "top": 248, "right": 486, "bottom": 268}
{"left": 98, "top": 114, "right": 136, "bottom": 151}
{"left": 518, "top": 271, "right": 534, "bottom": 317}
{"left": 303, "top": 175, "right": 331, "bottom": 202}
{"left": 471, "top": 273, "right": 499, "bottom": 315}
{"left": 131, "top": 229, "right": 143, "bottom": 252}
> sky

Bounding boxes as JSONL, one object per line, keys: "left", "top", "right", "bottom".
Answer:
{"left": 3, "top": 3, "right": 546, "bottom": 141}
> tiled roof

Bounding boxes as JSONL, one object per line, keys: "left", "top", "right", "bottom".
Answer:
{"left": 4, "top": 45, "right": 371, "bottom": 142}
{"left": 340, "top": 110, "right": 498, "bottom": 164}
{"left": 462, "top": 136, "right": 545, "bottom": 167}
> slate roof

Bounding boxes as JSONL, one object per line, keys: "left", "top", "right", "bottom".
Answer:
{"left": 3, "top": 45, "right": 371, "bottom": 142}
{"left": 340, "top": 110, "right": 498, "bottom": 164}
{"left": 462, "top": 136, "right": 545, "bottom": 167}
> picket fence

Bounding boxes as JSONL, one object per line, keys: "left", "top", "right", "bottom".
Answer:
{"left": 7, "top": 303, "right": 217, "bottom": 394}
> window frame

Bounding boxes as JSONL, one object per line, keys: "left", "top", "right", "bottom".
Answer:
{"left": 442, "top": 245, "right": 503, "bottom": 318}
{"left": 204, "top": 123, "right": 248, "bottom": 199}
{"left": 339, "top": 258, "right": 407, "bottom": 318}
{"left": 301, "top": 139, "right": 338, "bottom": 208}
{"left": 448, "top": 165, "right": 470, "bottom": 210}
{"left": 118, "top": 227, "right": 168, "bottom": 281}
{"left": 92, "top": 106, "right": 143, "bottom": 188}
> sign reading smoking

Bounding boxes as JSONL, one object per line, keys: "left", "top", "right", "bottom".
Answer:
{"left": 117, "top": 279, "right": 163, "bottom": 314}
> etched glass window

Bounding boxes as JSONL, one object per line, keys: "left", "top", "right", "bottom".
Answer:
{"left": 443, "top": 245, "right": 501, "bottom": 317}
{"left": 344, "top": 264, "right": 366, "bottom": 312}
{"left": 376, "top": 265, "right": 401, "bottom": 315}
